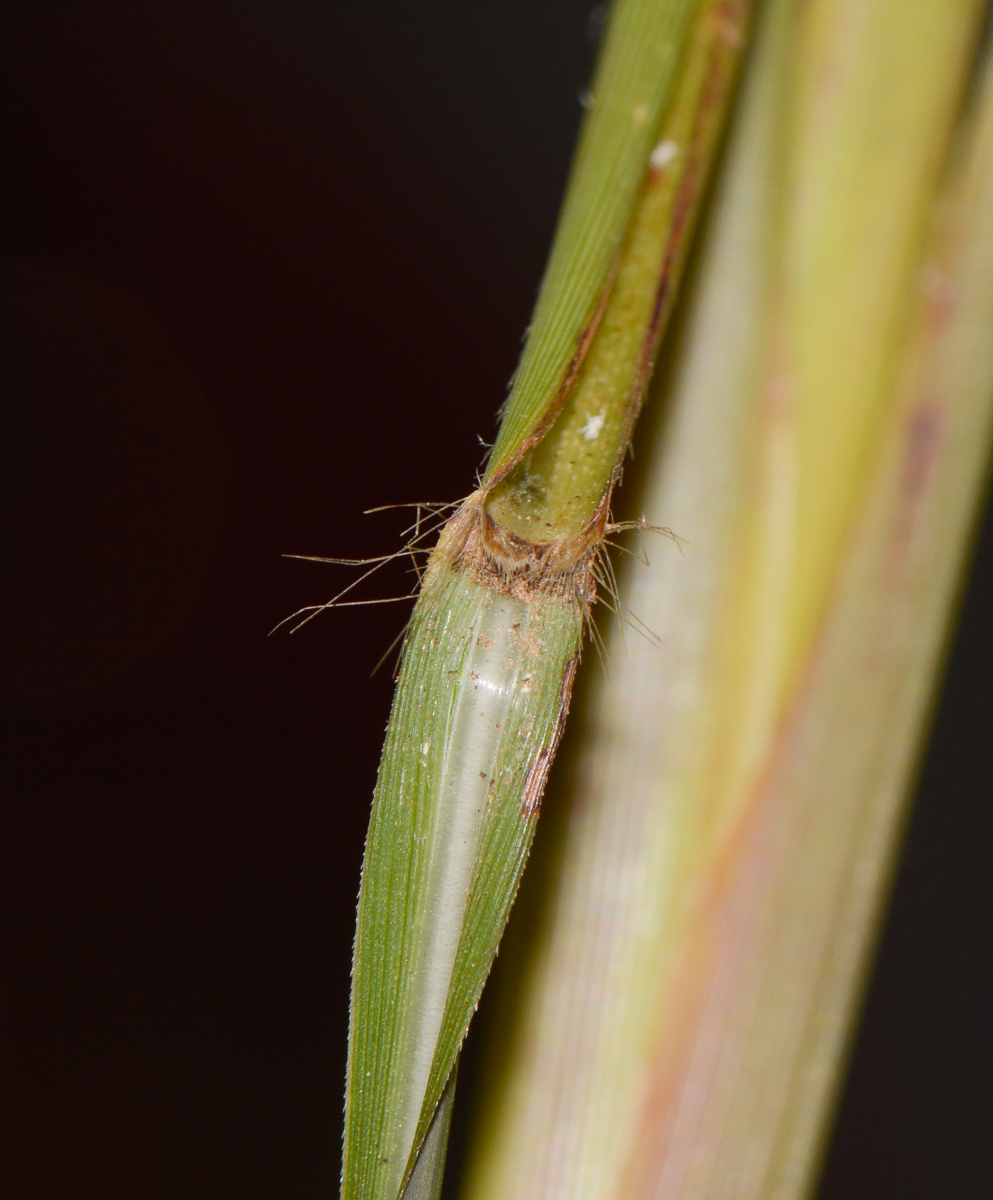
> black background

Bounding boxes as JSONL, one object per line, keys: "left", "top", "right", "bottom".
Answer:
{"left": 1, "top": 3, "right": 989, "bottom": 1197}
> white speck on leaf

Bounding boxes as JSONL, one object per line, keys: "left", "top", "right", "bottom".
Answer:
{"left": 582, "top": 409, "right": 606, "bottom": 441}
{"left": 650, "top": 139, "right": 679, "bottom": 169}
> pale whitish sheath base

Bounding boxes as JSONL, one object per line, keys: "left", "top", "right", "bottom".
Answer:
{"left": 400, "top": 585, "right": 531, "bottom": 1151}
{"left": 342, "top": 493, "right": 591, "bottom": 1200}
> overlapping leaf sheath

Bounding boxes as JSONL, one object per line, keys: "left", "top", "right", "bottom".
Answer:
{"left": 343, "top": 506, "right": 587, "bottom": 1200}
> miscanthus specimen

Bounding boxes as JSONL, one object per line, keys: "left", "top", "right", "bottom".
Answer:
{"left": 462, "top": 2, "right": 993, "bottom": 1199}
{"left": 339, "top": 3, "right": 756, "bottom": 1199}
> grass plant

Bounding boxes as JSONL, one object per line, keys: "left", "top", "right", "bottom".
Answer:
{"left": 337, "top": 1, "right": 993, "bottom": 1197}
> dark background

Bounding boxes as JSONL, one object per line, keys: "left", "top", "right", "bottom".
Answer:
{"left": 1, "top": 3, "right": 989, "bottom": 1197}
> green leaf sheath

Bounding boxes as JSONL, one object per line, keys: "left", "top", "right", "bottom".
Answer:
{"left": 342, "top": 516, "right": 583, "bottom": 1200}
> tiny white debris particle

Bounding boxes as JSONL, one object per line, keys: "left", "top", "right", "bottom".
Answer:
{"left": 582, "top": 409, "right": 606, "bottom": 440}
{"left": 578, "top": 88, "right": 594, "bottom": 110}
{"left": 650, "top": 139, "right": 679, "bottom": 169}
{"left": 632, "top": 102, "right": 649, "bottom": 126}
